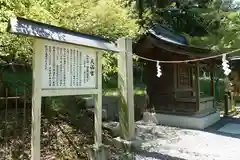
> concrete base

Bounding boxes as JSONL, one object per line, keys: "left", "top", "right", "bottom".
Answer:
{"left": 110, "top": 137, "right": 142, "bottom": 152}
{"left": 143, "top": 111, "right": 221, "bottom": 129}
{"left": 87, "top": 145, "right": 109, "bottom": 160}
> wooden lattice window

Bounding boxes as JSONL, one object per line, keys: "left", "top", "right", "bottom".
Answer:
{"left": 177, "top": 64, "right": 191, "bottom": 88}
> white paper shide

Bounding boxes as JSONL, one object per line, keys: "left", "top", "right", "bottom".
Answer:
{"left": 42, "top": 44, "right": 97, "bottom": 89}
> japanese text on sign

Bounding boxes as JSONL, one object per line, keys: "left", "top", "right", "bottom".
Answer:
{"left": 42, "top": 44, "right": 97, "bottom": 89}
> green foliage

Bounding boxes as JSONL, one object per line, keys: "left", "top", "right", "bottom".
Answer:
{"left": 2, "top": 67, "right": 32, "bottom": 98}
{"left": 186, "top": 10, "right": 240, "bottom": 50}
{"left": 133, "top": 0, "right": 240, "bottom": 52}
{"left": 2, "top": 0, "right": 240, "bottom": 93}
{"left": 200, "top": 78, "right": 225, "bottom": 103}
{"left": 0, "top": 0, "right": 139, "bottom": 86}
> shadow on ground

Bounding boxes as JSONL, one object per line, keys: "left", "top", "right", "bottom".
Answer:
{"left": 0, "top": 96, "right": 121, "bottom": 160}
{"left": 204, "top": 116, "right": 240, "bottom": 139}
{"left": 42, "top": 96, "right": 122, "bottom": 159}
{"left": 135, "top": 150, "right": 186, "bottom": 160}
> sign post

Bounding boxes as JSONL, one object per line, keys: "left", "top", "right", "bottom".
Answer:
{"left": 8, "top": 17, "right": 120, "bottom": 160}
{"left": 32, "top": 39, "right": 102, "bottom": 159}
{"left": 31, "top": 40, "right": 42, "bottom": 160}
{"left": 117, "top": 38, "right": 135, "bottom": 140}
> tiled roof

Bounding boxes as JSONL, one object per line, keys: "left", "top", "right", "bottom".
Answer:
{"left": 149, "top": 24, "right": 188, "bottom": 46}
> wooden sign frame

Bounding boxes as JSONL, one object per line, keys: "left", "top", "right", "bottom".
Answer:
{"left": 31, "top": 39, "right": 103, "bottom": 159}
{"left": 7, "top": 17, "right": 120, "bottom": 160}
{"left": 8, "top": 17, "right": 135, "bottom": 160}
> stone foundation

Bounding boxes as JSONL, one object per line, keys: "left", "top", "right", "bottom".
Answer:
{"left": 143, "top": 111, "right": 221, "bottom": 129}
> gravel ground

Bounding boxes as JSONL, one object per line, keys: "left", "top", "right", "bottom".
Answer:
{"left": 133, "top": 121, "right": 240, "bottom": 160}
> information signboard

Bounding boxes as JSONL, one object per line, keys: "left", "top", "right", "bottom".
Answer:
{"left": 42, "top": 43, "right": 97, "bottom": 89}
{"left": 8, "top": 17, "right": 123, "bottom": 160}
